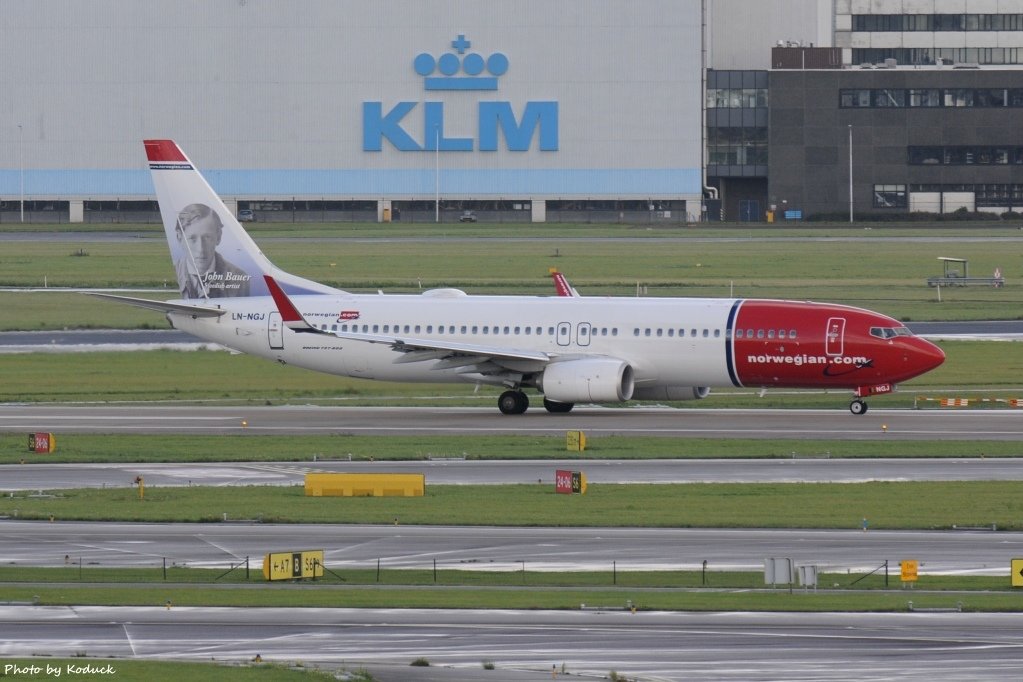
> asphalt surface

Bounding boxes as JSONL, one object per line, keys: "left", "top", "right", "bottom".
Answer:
{"left": 3, "top": 403, "right": 1022, "bottom": 439}
{"left": 3, "top": 606, "right": 1022, "bottom": 681}
{"left": 1, "top": 521, "right": 1016, "bottom": 575}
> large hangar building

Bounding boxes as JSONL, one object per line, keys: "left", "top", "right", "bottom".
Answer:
{"left": 0, "top": 0, "right": 704, "bottom": 223}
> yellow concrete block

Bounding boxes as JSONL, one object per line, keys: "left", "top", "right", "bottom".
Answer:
{"left": 304, "top": 472, "right": 425, "bottom": 497}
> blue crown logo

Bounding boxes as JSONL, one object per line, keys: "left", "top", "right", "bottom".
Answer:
{"left": 413, "top": 35, "right": 508, "bottom": 91}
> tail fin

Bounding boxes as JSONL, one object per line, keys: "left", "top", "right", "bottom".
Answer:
{"left": 144, "top": 140, "right": 341, "bottom": 300}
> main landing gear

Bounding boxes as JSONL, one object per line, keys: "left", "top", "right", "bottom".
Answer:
{"left": 849, "top": 399, "right": 868, "bottom": 415}
{"left": 497, "top": 391, "right": 576, "bottom": 415}
{"left": 498, "top": 390, "right": 529, "bottom": 415}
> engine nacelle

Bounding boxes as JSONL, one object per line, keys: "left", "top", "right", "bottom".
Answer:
{"left": 631, "top": 386, "right": 711, "bottom": 401}
{"left": 539, "top": 358, "right": 635, "bottom": 403}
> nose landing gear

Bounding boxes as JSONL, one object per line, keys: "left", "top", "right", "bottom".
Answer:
{"left": 849, "top": 399, "right": 868, "bottom": 415}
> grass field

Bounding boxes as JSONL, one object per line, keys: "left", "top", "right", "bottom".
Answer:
{"left": 2, "top": 224, "right": 1023, "bottom": 328}
{"left": 2, "top": 432, "right": 1022, "bottom": 465}
{"left": 1, "top": 569, "right": 1018, "bottom": 613}
{"left": 0, "top": 659, "right": 341, "bottom": 681}
{"left": 0, "top": 339, "right": 1017, "bottom": 405}
{"left": 3, "top": 481, "right": 1021, "bottom": 530}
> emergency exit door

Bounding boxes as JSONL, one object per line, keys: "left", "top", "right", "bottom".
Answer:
{"left": 268, "top": 312, "right": 284, "bottom": 349}
{"left": 825, "top": 317, "right": 845, "bottom": 356}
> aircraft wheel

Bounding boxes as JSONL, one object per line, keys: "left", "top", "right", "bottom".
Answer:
{"left": 498, "top": 390, "right": 529, "bottom": 415}
{"left": 849, "top": 399, "right": 868, "bottom": 415}
{"left": 543, "top": 398, "right": 574, "bottom": 414}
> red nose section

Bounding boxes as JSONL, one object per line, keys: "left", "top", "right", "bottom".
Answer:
{"left": 910, "top": 337, "right": 946, "bottom": 378}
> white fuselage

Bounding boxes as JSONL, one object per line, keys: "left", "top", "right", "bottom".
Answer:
{"left": 170, "top": 292, "right": 736, "bottom": 390}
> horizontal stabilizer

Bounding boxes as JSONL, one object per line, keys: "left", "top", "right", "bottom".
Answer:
{"left": 86, "top": 292, "right": 226, "bottom": 317}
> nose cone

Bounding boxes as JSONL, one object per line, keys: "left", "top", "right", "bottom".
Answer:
{"left": 910, "top": 337, "right": 945, "bottom": 378}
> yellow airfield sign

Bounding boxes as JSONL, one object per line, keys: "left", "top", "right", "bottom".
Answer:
{"left": 263, "top": 550, "right": 324, "bottom": 581}
{"left": 1012, "top": 559, "right": 1023, "bottom": 588}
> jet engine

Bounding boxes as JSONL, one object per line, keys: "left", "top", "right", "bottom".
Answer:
{"left": 539, "top": 358, "right": 635, "bottom": 403}
{"left": 631, "top": 386, "right": 711, "bottom": 401}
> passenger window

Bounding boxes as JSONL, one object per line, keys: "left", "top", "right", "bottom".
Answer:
{"left": 645, "top": 328, "right": 652, "bottom": 337}
{"left": 668, "top": 329, "right": 674, "bottom": 337}
{"left": 757, "top": 329, "right": 765, "bottom": 339}
{"left": 779, "top": 330, "right": 786, "bottom": 339}
{"left": 789, "top": 329, "right": 797, "bottom": 338}
{"left": 702, "top": 329, "right": 709, "bottom": 337}
{"left": 714, "top": 329, "right": 720, "bottom": 338}
{"left": 612, "top": 328, "right": 618, "bottom": 336}
{"left": 768, "top": 330, "right": 775, "bottom": 339}
{"left": 461, "top": 325, "right": 467, "bottom": 334}
{"left": 414, "top": 325, "right": 421, "bottom": 333}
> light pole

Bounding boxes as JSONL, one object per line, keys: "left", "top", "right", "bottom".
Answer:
{"left": 848, "top": 124, "right": 853, "bottom": 224}
{"left": 18, "top": 124, "right": 24, "bottom": 223}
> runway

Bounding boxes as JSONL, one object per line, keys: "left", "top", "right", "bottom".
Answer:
{"left": 1, "top": 520, "right": 1016, "bottom": 574}
{"left": 3, "top": 404, "right": 1023, "bottom": 439}
{"left": 2, "top": 606, "right": 1021, "bottom": 681}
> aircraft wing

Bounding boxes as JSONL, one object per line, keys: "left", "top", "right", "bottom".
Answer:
{"left": 263, "top": 275, "right": 550, "bottom": 372}
{"left": 88, "top": 292, "right": 227, "bottom": 318}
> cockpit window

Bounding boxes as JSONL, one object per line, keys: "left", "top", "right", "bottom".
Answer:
{"left": 870, "top": 326, "right": 912, "bottom": 340}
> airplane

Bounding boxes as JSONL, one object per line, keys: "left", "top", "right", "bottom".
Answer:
{"left": 93, "top": 140, "right": 945, "bottom": 415}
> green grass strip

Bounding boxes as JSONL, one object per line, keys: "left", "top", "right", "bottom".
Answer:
{"left": 3, "top": 432, "right": 1022, "bottom": 465}
{"left": 0, "top": 659, "right": 339, "bottom": 681}
{"left": 0, "top": 340, "right": 1015, "bottom": 404}
{"left": 1, "top": 583, "right": 1019, "bottom": 613}
{"left": 3, "top": 482, "right": 1023, "bottom": 530}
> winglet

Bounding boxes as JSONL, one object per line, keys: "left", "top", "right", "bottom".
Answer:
{"left": 264, "top": 275, "right": 319, "bottom": 332}
{"left": 549, "top": 268, "right": 580, "bottom": 297}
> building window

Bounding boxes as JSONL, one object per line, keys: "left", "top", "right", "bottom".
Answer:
{"left": 874, "top": 89, "right": 905, "bottom": 107}
{"left": 909, "top": 89, "right": 941, "bottom": 107}
{"left": 910, "top": 146, "right": 1023, "bottom": 165}
{"left": 706, "top": 88, "right": 768, "bottom": 109}
{"left": 873, "top": 185, "right": 907, "bottom": 209}
{"left": 840, "top": 89, "right": 871, "bottom": 108}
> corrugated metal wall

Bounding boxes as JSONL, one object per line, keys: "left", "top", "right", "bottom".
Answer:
{"left": 0, "top": 0, "right": 703, "bottom": 200}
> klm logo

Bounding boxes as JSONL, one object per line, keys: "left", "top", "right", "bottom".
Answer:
{"left": 363, "top": 35, "right": 558, "bottom": 152}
